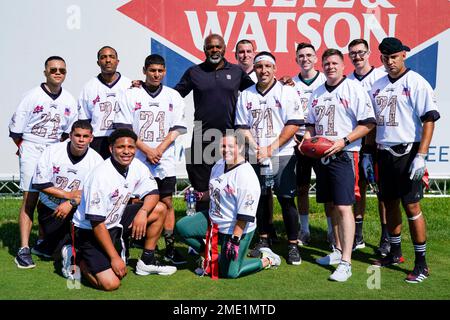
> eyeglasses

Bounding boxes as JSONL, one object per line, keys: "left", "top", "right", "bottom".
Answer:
{"left": 349, "top": 50, "right": 368, "bottom": 58}
{"left": 48, "top": 68, "right": 67, "bottom": 75}
{"left": 298, "top": 53, "right": 316, "bottom": 59}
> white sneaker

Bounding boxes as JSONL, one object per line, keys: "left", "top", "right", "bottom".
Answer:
{"left": 260, "top": 247, "right": 281, "bottom": 269}
{"left": 316, "top": 248, "right": 342, "bottom": 266}
{"left": 61, "top": 245, "right": 78, "bottom": 280}
{"left": 135, "top": 259, "right": 177, "bottom": 276}
{"left": 329, "top": 261, "right": 352, "bottom": 282}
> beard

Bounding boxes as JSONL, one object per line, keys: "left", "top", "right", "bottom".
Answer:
{"left": 207, "top": 54, "right": 223, "bottom": 65}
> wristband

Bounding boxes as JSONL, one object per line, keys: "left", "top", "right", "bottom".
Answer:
{"left": 343, "top": 137, "right": 351, "bottom": 146}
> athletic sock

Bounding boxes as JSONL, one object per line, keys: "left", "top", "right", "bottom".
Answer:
{"left": 164, "top": 230, "right": 175, "bottom": 250}
{"left": 327, "top": 217, "right": 333, "bottom": 235}
{"left": 355, "top": 218, "right": 364, "bottom": 242}
{"left": 388, "top": 233, "right": 402, "bottom": 257}
{"left": 381, "top": 223, "right": 389, "bottom": 240}
{"left": 413, "top": 241, "right": 427, "bottom": 266}
{"left": 141, "top": 249, "right": 155, "bottom": 265}
{"left": 299, "top": 214, "right": 309, "bottom": 233}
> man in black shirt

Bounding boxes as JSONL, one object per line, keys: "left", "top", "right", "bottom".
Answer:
{"left": 175, "top": 34, "right": 254, "bottom": 210}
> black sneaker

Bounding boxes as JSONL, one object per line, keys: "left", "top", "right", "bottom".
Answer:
{"left": 15, "top": 247, "right": 36, "bottom": 269}
{"left": 372, "top": 253, "right": 405, "bottom": 267}
{"left": 376, "top": 238, "right": 391, "bottom": 257}
{"left": 31, "top": 240, "right": 52, "bottom": 258}
{"left": 164, "top": 247, "right": 187, "bottom": 265}
{"left": 247, "top": 237, "right": 270, "bottom": 258}
{"left": 287, "top": 244, "right": 301, "bottom": 265}
{"left": 352, "top": 237, "right": 366, "bottom": 251}
{"left": 405, "top": 264, "right": 429, "bottom": 283}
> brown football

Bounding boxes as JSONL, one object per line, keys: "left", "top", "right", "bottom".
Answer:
{"left": 300, "top": 137, "right": 334, "bottom": 159}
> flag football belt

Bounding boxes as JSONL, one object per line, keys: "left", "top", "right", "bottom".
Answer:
{"left": 377, "top": 143, "right": 413, "bottom": 157}
{"left": 203, "top": 221, "right": 219, "bottom": 280}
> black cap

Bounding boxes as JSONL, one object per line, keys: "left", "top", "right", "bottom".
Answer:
{"left": 379, "top": 37, "right": 411, "bottom": 55}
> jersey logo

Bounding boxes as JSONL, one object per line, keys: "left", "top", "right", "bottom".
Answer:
{"left": 372, "top": 89, "right": 380, "bottom": 98}
{"left": 111, "top": 189, "right": 120, "bottom": 198}
{"left": 134, "top": 102, "right": 142, "bottom": 111}
{"left": 52, "top": 166, "right": 60, "bottom": 174}
{"left": 311, "top": 99, "right": 318, "bottom": 108}
{"left": 275, "top": 99, "right": 282, "bottom": 108}
{"left": 106, "top": 93, "right": 116, "bottom": 98}
{"left": 402, "top": 87, "right": 411, "bottom": 96}
{"left": 93, "top": 95, "right": 100, "bottom": 105}
{"left": 226, "top": 74, "right": 231, "bottom": 80}
{"left": 244, "top": 194, "right": 255, "bottom": 210}
{"left": 339, "top": 97, "right": 349, "bottom": 109}
{"left": 246, "top": 102, "right": 252, "bottom": 110}
{"left": 224, "top": 184, "right": 235, "bottom": 195}
{"left": 64, "top": 108, "right": 71, "bottom": 116}
{"left": 50, "top": 104, "right": 57, "bottom": 109}
{"left": 169, "top": 103, "right": 173, "bottom": 112}
{"left": 33, "top": 105, "right": 44, "bottom": 114}
{"left": 90, "top": 192, "right": 101, "bottom": 208}
{"left": 67, "top": 168, "right": 78, "bottom": 175}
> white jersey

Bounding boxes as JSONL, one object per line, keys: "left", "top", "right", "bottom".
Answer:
{"left": 208, "top": 160, "right": 261, "bottom": 235}
{"left": 248, "top": 70, "right": 258, "bottom": 83}
{"left": 306, "top": 78, "right": 376, "bottom": 152}
{"left": 369, "top": 69, "right": 440, "bottom": 146}
{"left": 72, "top": 158, "right": 159, "bottom": 230}
{"left": 292, "top": 71, "right": 326, "bottom": 135}
{"left": 347, "top": 67, "right": 387, "bottom": 93}
{"left": 235, "top": 80, "right": 304, "bottom": 156}
{"left": 9, "top": 84, "right": 78, "bottom": 144}
{"left": 78, "top": 73, "right": 131, "bottom": 137}
{"left": 32, "top": 141, "right": 103, "bottom": 210}
{"left": 114, "top": 85, "right": 187, "bottom": 179}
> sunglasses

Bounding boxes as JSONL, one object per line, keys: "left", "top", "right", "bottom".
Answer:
{"left": 48, "top": 67, "right": 67, "bottom": 75}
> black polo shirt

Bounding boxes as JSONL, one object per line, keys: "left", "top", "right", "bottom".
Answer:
{"left": 175, "top": 59, "right": 254, "bottom": 140}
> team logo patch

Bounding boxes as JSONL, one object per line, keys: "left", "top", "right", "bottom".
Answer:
{"left": 106, "top": 93, "right": 116, "bottom": 98}
{"left": 90, "top": 192, "right": 101, "bottom": 208}
{"left": 244, "top": 194, "right": 255, "bottom": 210}
{"left": 311, "top": 99, "right": 318, "bottom": 108}
{"left": 224, "top": 184, "right": 235, "bottom": 195}
{"left": 52, "top": 166, "right": 60, "bottom": 174}
{"left": 33, "top": 105, "right": 44, "bottom": 114}
{"left": 111, "top": 189, "right": 119, "bottom": 198}
{"left": 372, "top": 89, "right": 380, "bottom": 98}
{"left": 226, "top": 74, "right": 231, "bottom": 80}
{"left": 50, "top": 104, "right": 57, "bottom": 109}
{"left": 134, "top": 102, "right": 142, "bottom": 111}
{"left": 402, "top": 87, "right": 411, "bottom": 96}
{"left": 246, "top": 102, "right": 252, "bottom": 110}
{"left": 67, "top": 168, "right": 78, "bottom": 175}
{"left": 275, "top": 99, "right": 282, "bottom": 108}
{"left": 93, "top": 95, "right": 100, "bottom": 105}
{"left": 169, "top": 103, "right": 173, "bottom": 112}
{"left": 64, "top": 108, "right": 71, "bottom": 116}
{"left": 340, "top": 97, "right": 349, "bottom": 109}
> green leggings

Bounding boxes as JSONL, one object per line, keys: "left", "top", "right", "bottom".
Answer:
{"left": 175, "top": 211, "right": 263, "bottom": 279}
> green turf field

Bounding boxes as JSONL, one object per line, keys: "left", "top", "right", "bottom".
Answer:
{"left": 0, "top": 196, "right": 449, "bottom": 300}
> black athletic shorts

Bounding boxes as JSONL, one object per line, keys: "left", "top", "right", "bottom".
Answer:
{"left": 377, "top": 142, "right": 423, "bottom": 204}
{"left": 74, "top": 203, "right": 142, "bottom": 275}
{"left": 294, "top": 145, "right": 315, "bottom": 186}
{"left": 155, "top": 176, "right": 176, "bottom": 197}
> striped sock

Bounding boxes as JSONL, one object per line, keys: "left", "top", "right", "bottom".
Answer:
{"left": 413, "top": 241, "right": 427, "bottom": 266}
{"left": 388, "top": 233, "right": 402, "bottom": 257}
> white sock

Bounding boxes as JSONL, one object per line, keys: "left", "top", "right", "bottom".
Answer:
{"left": 327, "top": 217, "right": 333, "bottom": 234}
{"left": 300, "top": 214, "right": 309, "bottom": 233}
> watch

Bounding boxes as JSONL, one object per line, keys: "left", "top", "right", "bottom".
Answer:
{"left": 343, "top": 137, "right": 351, "bottom": 146}
{"left": 231, "top": 235, "right": 241, "bottom": 245}
{"left": 69, "top": 198, "right": 78, "bottom": 208}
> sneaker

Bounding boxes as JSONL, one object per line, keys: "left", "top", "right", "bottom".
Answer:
{"left": 31, "top": 242, "right": 52, "bottom": 259}
{"left": 164, "top": 247, "right": 187, "bottom": 265}
{"left": 316, "top": 248, "right": 342, "bottom": 266}
{"left": 372, "top": 253, "right": 405, "bottom": 267}
{"left": 376, "top": 238, "right": 391, "bottom": 257}
{"left": 405, "top": 264, "right": 429, "bottom": 283}
{"left": 247, "top": 237, "right": 270, "bottom": 258}
{"left": 135, "top": 259, "right": 177, "bottom": 276}
{"left": 352, "top": 238, "right": 366, "bottom": 251}
{"left": 194, "top": 256, "right": 207, "bottom": 276}
{"left": 15, "top": 247, "right": 36, "bottom": 269}
{"left": 260, "top": 247, "right": 281, "bottom": 269}
{"left": 188, "top": 246, "right": 199, "bottom": 256}
{"left": 297, "top": 230, "right": 311, "bottom": 246}
{"left": 61, "top": 245, "right": 75, "bottom": 279}
{"left": 329, "top": 261, "right": 352, "bottom": 282}
{"left": 287, "top": 244, "right": 302, "bottom": 265}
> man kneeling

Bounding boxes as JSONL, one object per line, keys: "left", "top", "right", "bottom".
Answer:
{"left": 72, "top": 128, "right": 176, "bottom": 291}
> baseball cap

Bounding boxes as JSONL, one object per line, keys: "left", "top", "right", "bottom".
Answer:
{"left": 379, "top": 37, "right": 411, "bottom": 55}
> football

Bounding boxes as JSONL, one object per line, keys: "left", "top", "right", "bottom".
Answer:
{"left": 300, "top": 137, "right": 334, "bottom": 159}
